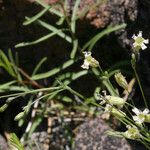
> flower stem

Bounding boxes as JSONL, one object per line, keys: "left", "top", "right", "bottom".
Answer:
{"left": 131, "top": 61, "right": 148, "bottom": 108}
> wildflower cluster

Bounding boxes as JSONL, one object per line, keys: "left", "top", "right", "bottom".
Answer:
{"left": 80, "top": 31, "right": 150, "bottom": 147}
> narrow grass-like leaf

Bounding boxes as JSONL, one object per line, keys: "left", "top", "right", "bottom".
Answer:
{"left": 35, "top": 0, "right": 63, "bottom": 17}
{"left": 56, "top": 95, "right": 73, "bottom": 102}
{"left": 23, "top": 6, "right": 51, "bottom": 25}
{"left": 32, "top": 59, "right": 75, "bottom": 80}
{"left": 37, "top": 19, "right": 72, "bottom": 43}
{"left": 15, "top": 31, "right": 62, "bottom": 48}
{"left": 0, "top": 81, "right": 16, "bottom": 92}
{"left": 56, "top": 16, "right": 65, "bottom": 25}
{"left": 32, "top": 57, "right": 47, "bottom": 76}
{"left": 8, "top": 49, "right": 22, "bottom": 81}
{"left": 82, "top": 24, "right": 126, "bottom": 51}
{"left": 0, "top": 86, "right": 61, "bottom": 99}
{"left": 58, "top": 82, "right": 85, "bottom": 100}
{"left": 8, "top": 86, "right": 31, "bottom": 92}
{"left": 70, "top": 39, "right": 78, "bottom": 59}
{"left": 71, "top": 0, "right": 81, "bottom": 33}
{"left": 0, "top": 50, "right": 15, "bottom": 77}
{"left": 47, "top": 89, "right": 64, "bottom": 100}
{"left": 53, "top": 70, "right": 88, "bottom": 86}
{"left": 9, "top": 133, "right": 24, "bottom": 150}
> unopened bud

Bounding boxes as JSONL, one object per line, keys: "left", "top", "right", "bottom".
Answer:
{"left": 114, "top": 72, "right": 128, "bottom": 91}
{"left": 123, "top": 126, "right": 141, "bottom": 140}
{"left": 0, "top": 104, "right": 8, "bottom": 112}
{"left": 111, "top": 108, "right": 126, "bottom": 118}
{"left": 14, "top": 112, "right": 25, "bottom": 121}
{"left": 105, "top": 95, "right": 125, "bottom": 107}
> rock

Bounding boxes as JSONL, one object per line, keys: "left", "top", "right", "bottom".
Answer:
{"left": 0, "top": 134, "right": 9, "bottom": 150}
{"left": 74, "top": 117, "right": 132, "bottom": 150}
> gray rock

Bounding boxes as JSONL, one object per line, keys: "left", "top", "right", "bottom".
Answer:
{"left": 0, "top": 134, "right": 9, "bottom": 150}
{"left": 74, "top": 117, "right": 132, "bottom": 150}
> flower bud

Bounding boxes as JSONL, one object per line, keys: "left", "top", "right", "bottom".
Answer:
{"left": 14, "top": 112, "right": 25, "bottom": 121}
{"left": 111, "top": 108, "right": 126, "bottom": 118}
{"left": 0, "top": 104, "right": 8, "bottom": 112}
{"left": 123, "top": 126, "right": 141, "bottom": 140}
{"left": 114, "top": 72, "right": 128, "bottom": 91}
{"left": 105, "top": 95, "right": 125, "bottom": 107}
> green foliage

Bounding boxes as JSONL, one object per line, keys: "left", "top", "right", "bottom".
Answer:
{"left": 1, "top": 1, "right": 149, "bottom": 149}
{"left": 9, "top": 133, "right": 24, "bottom": 150}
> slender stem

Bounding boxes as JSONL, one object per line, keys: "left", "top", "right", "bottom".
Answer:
{"left": 65, "top": 85, "right": 85, "bottom": 100}
{"left": 102, "top": 79, "right": 117, "bottom": 96}
{"left": 140, "top": 139, "right": 150, "bottom": 149}
{"left": 97, "top": 66, "right": 118, "bottom": 96}
{"left": 0, "top": 86, "right": 62, "bottom": 99}
{"left": 131, "top": 62, "right": 148, "bottom": 108}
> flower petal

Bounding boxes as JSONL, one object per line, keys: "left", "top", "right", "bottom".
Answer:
{"left": 132, "top": 34, "right": 137, "bottom": 40}
{"left": 144, "top": 39, "right": 149, "bottom": 44}
{"left": 83, "top": 51, "right": 91, "bottom": 57}
{"left": 138, "top": 31, "right": 142, "bottom": 37}
{"left": 132, "top": 116, "right": 139, "bottom": 122}
{"left": 81, "top": 60, "right": 89, "bottom": 69}
{"left": 132, "top": 107, "right": 140, "bottom": 115}
{"left": 141, "top": 43, "right": 147, "bottom": 50}
{"left": 143, "top": 108, "right": 149, "bottom": 115}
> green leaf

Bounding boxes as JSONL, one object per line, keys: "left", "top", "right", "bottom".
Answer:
{"left": 0, "top": 86, "right": 61, "bottom": 99}
{"left": 35, "top": 0, "right": 64, "bottom": 17}
{"left": 8, "top": 49, "right": 22, "bottom": 81}
{"left": 8, "top": 86, "right": 30, "bottom": 92}
{"left": 32, "top": 59, "right": 75, "bottom": 80}
{"left": 14, "top": 112, "right": 25, "bottom": 121}
{"left": 82, "top": 24, "right": 127, "bottom": 51}
{"left": 15, "top": 31, "right": 62, "bottom": 48}
{"left": 0, "top": 104, "right": 8, "bottom": 112}
{"left": 9, "top": 133, "right": 24, "bottom": 150}
{"left": 32, "top": 57, "right": 47, "bottom": 76}
{"left": 37, "top": 19, "right": 72, "bottom": 43}
{"left": 0, "top": 50, "right": 15, "bottom": 77}
{"left": 54, "top": 70, "right": 88, "bottom": 86}
{"left": 56, "top": 95, "right": 73, "bottom": 103}
{"left": 0, "top": 81, "right": 16, "bottom": 92}
{"left": 23, "top": 6, "right": 51, "bottom": 25}
{"left": 71, "top": 0, "right": 81, "bottom": 33}
{"left": 70, "top": 39, "right": 78, "bottom": 59}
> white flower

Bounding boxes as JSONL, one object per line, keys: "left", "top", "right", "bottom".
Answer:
{"left": 81, "top": 59, "right": 90, "bottom": 69}
{"left": 81, "top": 51, "right": 99, "bottom": 69}
{"left": 123, "top": 125, "right": 141, "bottom": 140}
{"left": 83, "top": 51, "right": 92, "bottom": 58}
{"left": 132, "top": 107, "right": 149, "bottom": 124}
{"left": 132, "top": 31, "right": 149, "bottom": 50}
